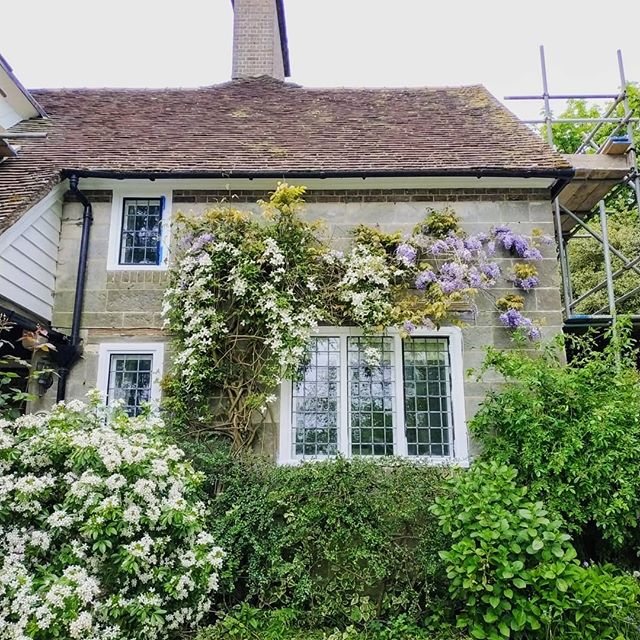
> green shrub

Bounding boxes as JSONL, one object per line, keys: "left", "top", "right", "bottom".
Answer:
{"left": 195, "top": 605, "right": 465, "bottom": 639}
{"left": 193, "top": 448, "right": 451, "bottom": 628}
{"left": 0, "top": 396, "right": 224, "bottom": 640}
{"left": 469, "top": 327, "right": 640, "bottom": 558}
{"left": 431, "top": 461, "right": 640, "bottom": 640}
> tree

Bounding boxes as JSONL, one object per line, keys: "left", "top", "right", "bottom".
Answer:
{"left": 549, "top": 84, "right": 640, "bottom": 314}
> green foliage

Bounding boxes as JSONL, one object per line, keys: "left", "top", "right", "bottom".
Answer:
{"left": 469, "top": 326, "right": 640, "bottom": 555}
{"left": 550, "top": 84, "right": 640, "bottom": 313}
{"left": 195, "top": 606, "right": 464, "bottom": 640}
{"left": 568, "top": 207, "right": 640, "bottom": 314}
{"left": 0, "top": 315, "right": 36, "bottom": 419}
{"left": 430, "top": 461, "right": 640, "bottom": 640}
{"left": 495, "top": 295, "right": 525, "bottom": 312}
{"left": 191, "top": 448, "right": 451, "bottom": 628}
{"left": 418, "top": 208, "right": 462, "bottom": 239}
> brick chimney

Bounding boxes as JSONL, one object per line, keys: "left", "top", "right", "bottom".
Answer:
{"left": 231, "top": 0, "right": 291, "bottom": 81}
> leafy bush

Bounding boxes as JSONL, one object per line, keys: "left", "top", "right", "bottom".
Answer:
{"left": 431, "top": 461, "right": 640, "bottom": 640}
{"left": 0, "top": 315, "right": 54, "bottom": 419}
{"left": 0, "top": 396, "right": 224, "bottom": 640}
{"left": 470, "top": 327, "right": 640, "bottom": 557}
{"left": 195, "top": 605, "right": 465, "bottom": 640}
{"left": 193, "top": 449, "right": 451, "bottom": 628}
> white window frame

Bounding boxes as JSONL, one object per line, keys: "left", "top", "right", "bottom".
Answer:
{"left": 107, "top": 186, "right": 172, "bottom": 271}
{"left": 96, "top": 342, "right": 165, "bottom": 412}
{"left": 279, "top": 326, "right": 468, "bottom": 466}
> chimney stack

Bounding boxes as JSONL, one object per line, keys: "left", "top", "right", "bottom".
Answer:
{"left": 231, "top": 0, "right": 291, "bottom": 81}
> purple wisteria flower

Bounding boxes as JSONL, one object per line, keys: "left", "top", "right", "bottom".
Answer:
{"left": 403, "top": 320, "right": 417, "bottom": 335}
{"left": 437, "top": 262, "right": 467, "bottom": 293}
{"left": 429, "top": 239, "right": 449, "bottom": 255}
{"left": 191, "top": 233, "right": 215, "bottom": 252}
{"left": 499, "top": 308, "right": 528, "bottom": 328}
{"left": 492, "top": 226, "right": 545, "bottom": 261}
{"left": 463, "top": 235, "right": 484, "bottom": 252}
{"left": 523, "top": 248, "right": 543, "bottom": 261}
{"left": 467, "top": 267, "right": 482, "bottom": 288}
{"left": 499, "top": 309, "right": 540, "bottom": 340}
{"left": 513, "top": 275, "right": 540, "bottom": 291}
{"left": 415, "top": 270, "right": 437, "bottom": 290}
{"left": 481, "top": 262, "right": 501, "bottom": 281}
{"left": 395, "top": 243, "right": 417, "bottom": 267}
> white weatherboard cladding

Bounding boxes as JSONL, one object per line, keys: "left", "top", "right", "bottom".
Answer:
{"left": 0, "top": 188, "right": 63, "bottom": 320}
{"left": 0, "top": 97, "right": 22, "bottom": 129}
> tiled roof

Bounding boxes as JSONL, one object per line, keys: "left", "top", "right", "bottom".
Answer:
{"left": 0, "top": 77, "right": 572, "bottom": 233}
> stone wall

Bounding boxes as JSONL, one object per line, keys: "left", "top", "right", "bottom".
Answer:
{"left": 42, "top": 186, "right": 563, "bottom": 458}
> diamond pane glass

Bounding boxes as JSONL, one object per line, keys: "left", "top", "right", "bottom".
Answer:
{"left": 348, "top": 336, "right": 395, "bottom": 456}
{"left": 107, "top": 354, "right": 153, "bottom": 417}
{"left": 403, "top": 338, "right": 452, "bottom": 456}
{"left": 292, "top": 337, "right": 340, "bottom": 458}
{"left": 119, "top": 198, "right": 162, "bottom": 265}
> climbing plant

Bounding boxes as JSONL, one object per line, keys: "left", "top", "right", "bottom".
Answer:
{"left": 163, "top": 184, "right": 550, "bottom": 449}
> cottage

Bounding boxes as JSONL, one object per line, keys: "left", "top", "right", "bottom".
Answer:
{"left": 0, "top": 0, "right": 573, "bottom": 463}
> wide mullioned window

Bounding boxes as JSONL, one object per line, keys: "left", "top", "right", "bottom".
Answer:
{"left": 281, "top": 328, "right": 467, "bottom": 464}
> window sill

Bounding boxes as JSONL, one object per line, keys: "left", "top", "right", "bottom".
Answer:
{"left": 106, "top": 263, "right": 168, "bottom": 272}
{"left": 278, "top": 455, "right": 470, "bottom": 468}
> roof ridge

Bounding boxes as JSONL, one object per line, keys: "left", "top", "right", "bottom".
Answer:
{"left": 29, "top": 80, "right": 488, "bottom": 95}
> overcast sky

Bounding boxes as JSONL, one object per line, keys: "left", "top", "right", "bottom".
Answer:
{"left": 3, "top": 0, "right": 639, "bottom": 120}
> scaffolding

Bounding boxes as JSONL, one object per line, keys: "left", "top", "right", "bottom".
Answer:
{"left": 505, "top": 46, "right": 640, "bottom": 329}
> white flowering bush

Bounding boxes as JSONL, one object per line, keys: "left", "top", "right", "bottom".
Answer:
{"left": 163, "top": 185, "right": 329, "bottom": 449}
{"left": 164, "top": 184, "right": 551, "bottom": 449}
{"left": 0, "top": 394, "right": 224, "bottom": 640}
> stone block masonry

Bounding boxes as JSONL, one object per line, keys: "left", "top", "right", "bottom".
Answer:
{"left": 45, "top": 185, "right": 563, "bottom": 459}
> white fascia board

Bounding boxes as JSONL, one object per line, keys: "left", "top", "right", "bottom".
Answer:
{"left": 78, "top": 176, "right": 555, "bottom": 192}
{"left": 0, "top": 64, "right": 42, "bottom": 126}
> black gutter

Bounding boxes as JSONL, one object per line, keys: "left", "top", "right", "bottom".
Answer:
{"left": 62, "top": 167, "right": 575, "bottom": 181}
{"left": 56, "top": 175, "right": 93, "bottom": 402}
{"left": 550, "top": 176, "right": 572, "bottom": 200}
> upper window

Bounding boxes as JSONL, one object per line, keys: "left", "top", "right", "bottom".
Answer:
{"left": 107, "top": 188, "right": 171, "bottom": 270}
{"left": 280, "top": 327, "right": 467, "bottom": 464}
{"left": 96, "top": 342, "right": 165, "bottom": 415}
{"left": 119, "top": 197, "right": 164, "bottom": 266}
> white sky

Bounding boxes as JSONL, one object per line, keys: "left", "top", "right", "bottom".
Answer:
{"left": 3, "top": 0, "right": 640, "bottom": 121}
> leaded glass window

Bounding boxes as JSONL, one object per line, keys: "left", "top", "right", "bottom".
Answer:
{"left": 287, "top": 332, "right": 462, "bottom": 462}
{"left": 119, "top": 198, "right": 163, "bottom": 265}
{"left": 292, "top": 337, "right": 340, "bottom": 458}
{"left": 107, "top": 354, "right": 153, "bottom": 416}
{"left": 348, "top": 337, "right": 395, "bottom": 456}
{"left": 403, "top": 338, "right": 452, "bottom": 456}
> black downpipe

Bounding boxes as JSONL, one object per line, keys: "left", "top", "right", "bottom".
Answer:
{"left": 56, "top": 175, "right": 93, "bottom": 402}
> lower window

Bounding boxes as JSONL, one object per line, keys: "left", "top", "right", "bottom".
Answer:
{"left": 280, "top": 328, "right": 467, "bottom": 463}
{"left": 96, "top": 343, "right": 165, "bottom": 416}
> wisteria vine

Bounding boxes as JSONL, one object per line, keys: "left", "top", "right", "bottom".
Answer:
{"left": 163, "top": 184, "right": 552, "bottom": 449}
